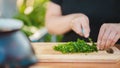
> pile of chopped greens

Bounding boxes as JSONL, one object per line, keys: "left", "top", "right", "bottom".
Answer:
{"left": 53, "top": 38, "right": 98, "bottom": 54}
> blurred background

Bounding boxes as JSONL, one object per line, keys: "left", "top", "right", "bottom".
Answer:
{"left": 0, "top": 0, "right": 62, "bottom": 42}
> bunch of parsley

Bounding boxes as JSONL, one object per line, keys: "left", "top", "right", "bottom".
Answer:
{"left": 54, "top": 38, "right": 98, "bottom": 54}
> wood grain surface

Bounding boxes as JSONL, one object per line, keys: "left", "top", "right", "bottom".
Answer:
{"left": 32, "top": 43, "right": 120, "bottom": 63}
{"left": 30, "top": 43, "right": 120, "bottom": 68}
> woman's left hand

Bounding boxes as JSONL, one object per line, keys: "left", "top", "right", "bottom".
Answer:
{"left": 97, "top": 23, "right": 120, "bottom": 50}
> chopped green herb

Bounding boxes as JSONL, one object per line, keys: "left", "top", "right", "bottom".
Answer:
{"left": 53, "top": 38, "right": 98, "bottom": 54}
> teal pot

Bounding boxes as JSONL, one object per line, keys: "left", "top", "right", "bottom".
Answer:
{"left": 0, "top": 19, "right": 37, "bottom": 68}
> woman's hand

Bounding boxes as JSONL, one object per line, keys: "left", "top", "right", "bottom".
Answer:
{"left": 46, "top": 2, "right": 90, "bottom": 36}
{"left": 46, "top": 2, "right": 90, "bottom": 35}
{"left": 97, "top": 23, "right": 120, "bottom": 50}
{"left": 70, "top": 14, "right": 90, "bottom": 38}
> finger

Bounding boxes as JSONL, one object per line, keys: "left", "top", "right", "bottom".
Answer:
{"left": 105, "top": 31, "right": 116, "bottom": 49}
{"left": 81, "top": 19, "right": 90, "bottom": 38}
{"left": 100, "top": 28, "right": 111, "bottom": 50}
{"left": 72, "top": 22, "right": 84, "bottom": 36}
{"left": 76, "top": 25, "right": 84, "bottom": 36}
{"left": 111, "top": 33, "right": 120, "bottom": 47}
{"left": 97, "top": 24, "right": 106, "bottom": 50}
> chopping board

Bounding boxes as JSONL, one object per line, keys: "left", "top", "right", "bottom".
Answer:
{"left": 32, "top": 43, "right": 120, "bottom": 63}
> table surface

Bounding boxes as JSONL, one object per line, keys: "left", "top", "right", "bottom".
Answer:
{"left": 30, "top": 43, "right": 120, "bottom": 68}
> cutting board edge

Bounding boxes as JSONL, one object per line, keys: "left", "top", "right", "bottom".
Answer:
{"left": 33, "top": 43, "right": 120, "bottom": 63}
{"left": 36, "top": 55, "right": 120, "bottom": 63}
{"left": 37, "top": 59, "right": 120, "bottom": 63}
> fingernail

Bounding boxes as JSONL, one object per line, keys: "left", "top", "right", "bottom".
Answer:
{"left": 76, "top": 31, "right": 79, "bottom": 34}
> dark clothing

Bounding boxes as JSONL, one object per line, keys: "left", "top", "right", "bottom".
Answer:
{"left": 51, "top": 0, "right": 120, "bottom": 43}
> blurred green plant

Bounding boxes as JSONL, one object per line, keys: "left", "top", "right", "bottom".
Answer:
{"left": 44, "top": 34, "right": 63, "bottom": 42}
{"left": 14, "top": 0, "right": 63, "bottom": 42}
{"left": 14, "top": 0, "right": 49, "bottom": 36}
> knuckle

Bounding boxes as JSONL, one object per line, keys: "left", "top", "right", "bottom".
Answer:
{"left": 102, "top": 24, "right": 106, "bottom": 27}
{"left": 105, "top": 45, "right": 109, "bottom": 49}
{"left": 102, "top": 37, "right": 107, "bottom": 41}
{"left": 108, "top": 38, "right": 114, "bottom": 42}
{"left": 100, "top": 45, "right": 105, "bottom": 50}
{"left": 98, "top": 35, "right": 102, "bottom": 40}
{"left": 72, "top": 27, "right": 77, "bottom": 31}
{"left": 84, "top": 16, "right": 89, "bottom": 22}
{"left": 101, "top": 23, "right": 108, "bottom": 28}
{"left": 101, "top": 41, "right": 105, "bottom": 45}
{"left": 71, "top": 23, "right": 78, "bottom": 28}
{"left": 80, "top": 14, "right": 89, "bottom": 22}
{"left": 106, "top": 44, "right": 110, "bottom": 49}
{"left": 80, "top": 13, "right": 87, "bottom": 17}
{"left": 70, "top": 22, "right": 74, "bottom": 27}
{"left": 111, "top": 43, "right": 115, "bottom": 47}
{"left": 71, "top": 24, "right": 74, "bottom": 28}
{"left": 112, "top": 39, "right": 117, "bottom": 43}
{"left": 108, "top": 39, "right": 113, "bottom": 42}
{"left": 76, "top": 31, "right": 82, "bottom": 34}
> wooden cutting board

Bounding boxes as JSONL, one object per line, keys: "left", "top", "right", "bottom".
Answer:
{"left": 32, "top": 43, "right": 120, "bottom": 63}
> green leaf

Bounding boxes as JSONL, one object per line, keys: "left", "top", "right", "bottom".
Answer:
{"left": 53, "top": 38, "right": 98, "bottom": 54}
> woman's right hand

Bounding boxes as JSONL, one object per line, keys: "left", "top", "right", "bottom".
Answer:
{"left": 46, "top": 2, "right": 90, "bottom": 36}
{"left": 70, "top": 14, "right": 90, "bottom": 38}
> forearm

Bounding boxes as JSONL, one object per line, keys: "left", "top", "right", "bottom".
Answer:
{"left": 45, "top": 14, "right": 81, "bottom": 35}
